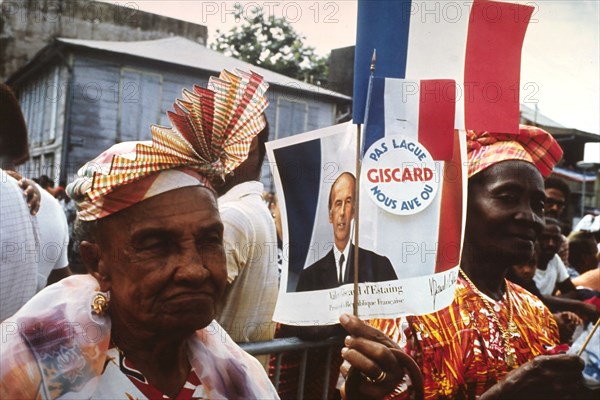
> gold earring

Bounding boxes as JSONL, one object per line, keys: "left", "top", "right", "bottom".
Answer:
{"left": 91, "top": 292, "right": 110, "bottom": 316}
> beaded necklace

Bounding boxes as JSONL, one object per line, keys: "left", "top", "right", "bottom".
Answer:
{"left": 459, "top": 269, "right": 518, "bottom": 369}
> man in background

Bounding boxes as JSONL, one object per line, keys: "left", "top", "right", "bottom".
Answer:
{"left": 568, "top": 231, "right": 598, "bottom": 277}
{"left": 535, "top": 218, "right": 576, "bottom": 296}
{"left": 545, "top": 176, "right": 572, "bottom": 264}
{"left": 0, "top": 83, "right": 71, "bottom": 292}
{"left": 215, "top": 121, "right": 278, "bottom": 369}
{"left": 544, "top": 176, "right": 570, "bottom": 220}
{"left": 0, "top": 83, "right": 40, "bottom": 320}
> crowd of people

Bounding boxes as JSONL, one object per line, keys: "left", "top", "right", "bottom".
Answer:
{"left": 1, "top": 69, "right": 599, "bottom": 400}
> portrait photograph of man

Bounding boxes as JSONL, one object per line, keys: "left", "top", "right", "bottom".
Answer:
{"left": 295, "top": 172, "right": 398, "bottom": 292}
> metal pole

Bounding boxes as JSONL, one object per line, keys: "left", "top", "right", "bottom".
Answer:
{"left": 353, "top": 123, "right": 361, "bottom": 316}
{"left": 353, "top": 50, "right": 377, "bottom": 316}
{"left": 577, "top": 318, "right": 600, "bottom": 357}
{"left": 581, "top": 169, "right": 587, "bottom": 217}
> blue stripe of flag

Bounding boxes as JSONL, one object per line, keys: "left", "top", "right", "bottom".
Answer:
{"left": 363, "top": 77, "right": 386, "bottom": 153}
{"left": 352, "top": 0, "right": 412, "bottom": 123}
{"left": 272, "top": 139, "right": 322, "bottom": 292}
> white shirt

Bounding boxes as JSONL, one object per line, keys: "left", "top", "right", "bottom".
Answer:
{"left": 534, "top": 254, "right": 570, "bottom": 295}
{"left": 35, "top": 187, "right": 69, "bottom": 291}
{"left": 217, "top": 181, "right": 279, "bottom": 355}
{"left": 0, "top": 170, "right": 39, "bottom": 320}
{"left": 333, "top": 240, "right": 351, "bottom": 283}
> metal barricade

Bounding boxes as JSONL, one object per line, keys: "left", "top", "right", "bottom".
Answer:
{"left": 239, "top": 336, "right": 345, "bottom": 400}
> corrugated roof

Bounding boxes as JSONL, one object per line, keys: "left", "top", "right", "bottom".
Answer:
{"left": 57, "top": 36, "right": 350, "bottom": 101}
{"left": 520, "top": 103, "right": 564, "bottom": 128}
{"left": 553, "top": 166, "right": 597, "bottom": 182}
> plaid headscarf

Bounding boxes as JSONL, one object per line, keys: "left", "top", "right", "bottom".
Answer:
{"left": 67, "top": 69, "right": 269, "bottom": 221}
{"left": 466, "top": 125, "right": 563, "bottom": 178}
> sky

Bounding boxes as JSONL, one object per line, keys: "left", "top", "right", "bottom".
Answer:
{"left": 101, "top": 0, "right": 599, "bottom": 135}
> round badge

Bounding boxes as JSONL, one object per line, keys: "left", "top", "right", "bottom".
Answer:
{"left": 361, "top": 135, "right": 439, "bottom": 215}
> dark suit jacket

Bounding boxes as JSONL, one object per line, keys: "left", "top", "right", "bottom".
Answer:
{"left": 295, "top": 244, "right": 397, "bottom": 292}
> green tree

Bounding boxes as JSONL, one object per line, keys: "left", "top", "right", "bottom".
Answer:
{"left": 211, "top": 6, "right": 328, "bottom": 85}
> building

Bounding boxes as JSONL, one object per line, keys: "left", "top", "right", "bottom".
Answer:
{"left": 0, "top": 0, "right": 208, "bottom": 81}
{"left": 6, "top": 36, "right": 351, "bottom": 188}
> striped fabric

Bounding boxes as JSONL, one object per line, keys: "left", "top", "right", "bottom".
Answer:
{"left": 119, "top": 353, "right": 202, "bottom": 399}
{"left": 67, "top": 69, "right": 269, "bottom": 221}
{"left": 466, "top": 125, "right": 563, "bottom": 178}
{"left": 370, "top": 277, "right": 559, "bottom": 399}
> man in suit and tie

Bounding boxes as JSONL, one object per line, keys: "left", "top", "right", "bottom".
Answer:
{"left": 296, "top": 172, "right": 397, "bottom": 292}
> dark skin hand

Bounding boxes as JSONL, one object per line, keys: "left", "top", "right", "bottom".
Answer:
{"left": 553, "top": 311, "right": 582, "bottom": 343}
{"left": 5, "top": 170, "right": 41, "bottom": 215}
{"left": 340, "top": 313, "right": 586, "bottom": 400}
{"left": 480, "top": 354, "right": 585, "bottom": 400}
{"left": 339, "top": 313, "right": 408, "bottom": 399}
{"left": 543, "top": 294, "right": 599, "bottom": 323}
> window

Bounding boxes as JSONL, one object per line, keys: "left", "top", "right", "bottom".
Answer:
{"left": 117, "top": 69, "right": 163, "bottom": 142}
{"left": 18, "top": 67, "right": 60, "bottom": 146}
{"left": 275, "top": 98, "right": 308, "bottom": 139}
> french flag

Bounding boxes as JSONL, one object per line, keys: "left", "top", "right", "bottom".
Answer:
{"left": 354, "top": 0, "right": 534, "bottom": 275}
{"left": 361, "top": 77, "right": 462, "bottom": 275}
{"left": 353, "top": 0, "right": 534, "bottom": 133}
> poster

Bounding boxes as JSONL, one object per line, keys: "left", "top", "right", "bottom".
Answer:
{"left": 267, "top": 82, "right": 467, "bottom": 325}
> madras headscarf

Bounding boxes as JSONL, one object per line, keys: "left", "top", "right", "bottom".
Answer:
{"left": 466, "top": 125, "right": 563, "bottom": 178}
{"left": 67, "top": 69, "right": 269, "bottom": 221}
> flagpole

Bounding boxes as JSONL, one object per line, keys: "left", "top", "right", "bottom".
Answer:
{"left": 353, "top": 122, "right": 361, "bottom": 316}
{"left": 353, "top": 50, "right": 376, "bottom": 316}
{"left": 577, "top": 318, "right": 600, "bottom": 357}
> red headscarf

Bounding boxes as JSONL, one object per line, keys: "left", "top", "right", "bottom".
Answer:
{"left": 467, "top": 125, "right": 563, "bottom": 178}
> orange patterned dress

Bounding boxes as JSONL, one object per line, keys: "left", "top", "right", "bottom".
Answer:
{"left": 370, "top": 276, "right": 560, "bottom": 399}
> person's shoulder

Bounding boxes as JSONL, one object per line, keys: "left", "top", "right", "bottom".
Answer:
{"left": 218, "top": 199, "right": 258, "bottom": 228}
{"left": 219, "top": 181, "right": 264, "bottom": 204}
{"left": 296, "top": 253, "right": 332, "bottom": 291}
{"left": 0, "top": 171, "right": 33, "bottom": 216}
{"left": 579, "top": 268, "right": 600, "bottom": 279}
{"left": 549, "top": 253, "right": 566, "bottom": 268}
{"left": 36, "top": 186, "right": 68, "bottom": 228}
{"left": 408, "top": 296, "right": 465, "bottom": 337}
{"left": 508, "top": 280, "right": 547, "bottom": 308}
{"left": 0, "top": 170, "right": 22, "bottom": 196}
{"left": 219, "top": 184, "right": 269, "bottom": 218}
{"left": 508, "top": 279, "right": 535, "bottom": 295}
{"left": 357, "top": 246, "right": 393, "bottom": 267}
{"left": 38, "top": 187, "right": 64, "bottom": 214}
{"left": 358, "top": 246, "right": 386, "bottom": 258}
{"left": 453, "top": 277, "right": 480, "bottom": 306}
{"left": 304, "top": 250, "right": 334, "bottom": 272}
{"left": 572, "top": 268, "right": 600, "bottom": 288}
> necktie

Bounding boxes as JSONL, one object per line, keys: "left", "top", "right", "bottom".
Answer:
{"left": 339, "top": 254, "right": 345, "bottom": 284}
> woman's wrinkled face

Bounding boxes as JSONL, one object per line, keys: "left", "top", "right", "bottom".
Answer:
{"left": 93, "top": 186, "right": 227, "bottom": 334}
{"left": 465, "top": 161, "right": 546, "bottom": 266}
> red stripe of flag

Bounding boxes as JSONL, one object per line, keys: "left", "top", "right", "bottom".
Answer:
{"left": 418, "top": 79, "right": 456, "bottom": 161}
{"left": 464, "top": 0, "right": 534, "bottom": 133}
{"left": 435, "top": 131, "right": 463, "bottom": 273}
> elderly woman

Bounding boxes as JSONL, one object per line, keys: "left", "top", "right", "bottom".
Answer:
{"left": 339, "top": 127, "right": 587, "bottom": 399}
{"left": 0, "top": 70, "right": 278, "bottom": 399}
